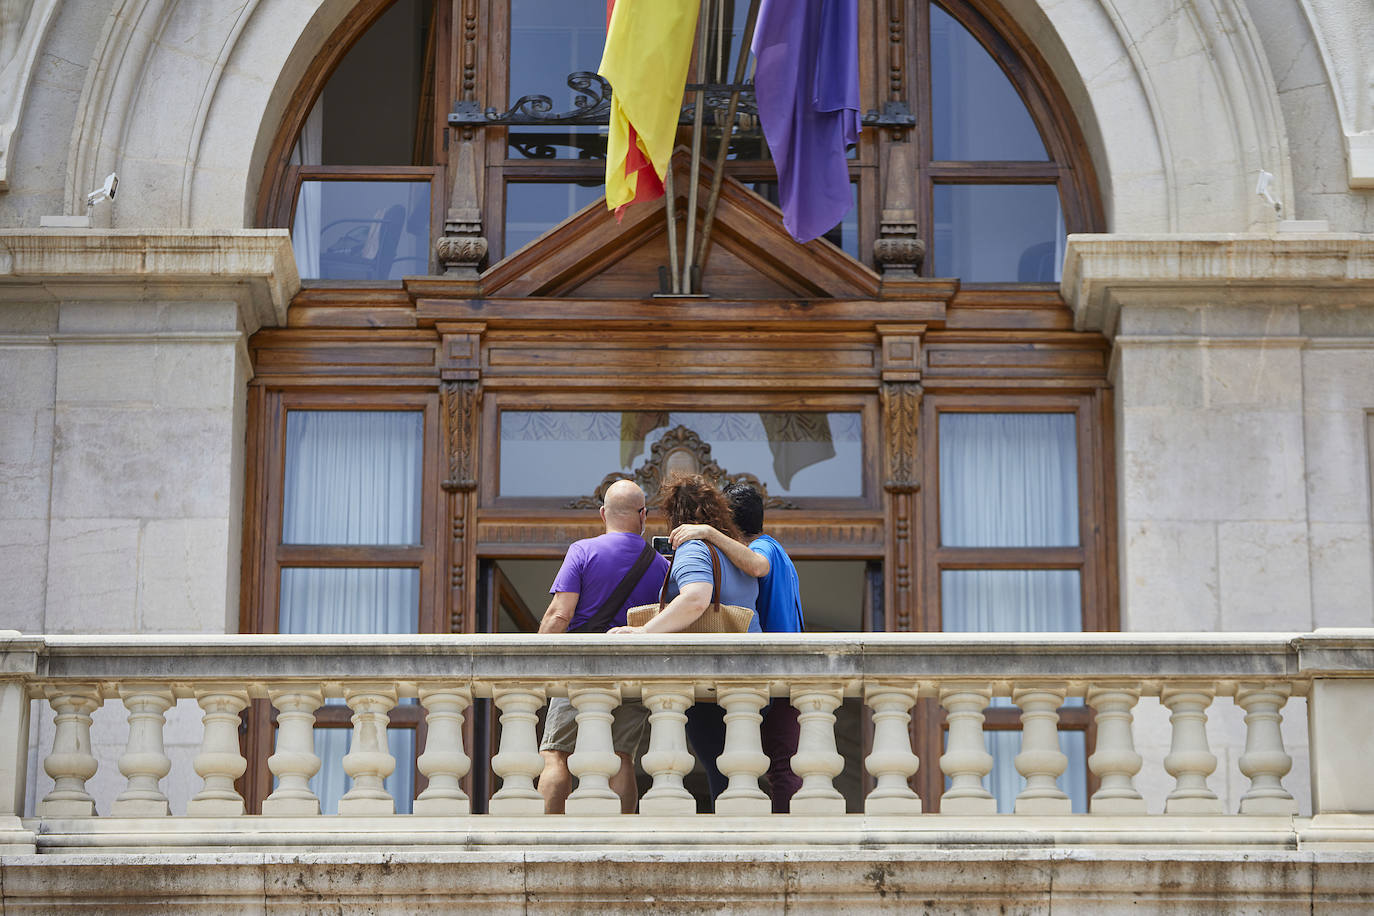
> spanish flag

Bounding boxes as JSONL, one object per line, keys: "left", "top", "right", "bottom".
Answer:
{"left": 599, "top": 0, "right": 700, "bottom": 217}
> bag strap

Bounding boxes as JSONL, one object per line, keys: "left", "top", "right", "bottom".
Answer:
{"left": 576, "top": 540, "right": 658, "bottom": 633}
{"left": 654, "top": 542, "right": 724, "bottom": 617}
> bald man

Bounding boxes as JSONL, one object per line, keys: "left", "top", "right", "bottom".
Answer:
{"left": 536, "top": 478, "right": 669, "bottom": 814}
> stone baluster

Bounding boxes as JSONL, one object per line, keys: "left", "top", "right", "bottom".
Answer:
{"left": 111, "top": 685, "right": 175, "bottom": 816}
{"left": 1162, "top": 685, "right": 1223, "bottom": 814}
{"left": 639, "top": 683, "right": 696, "bottom": 816}
{"left": 339, "top": 684, "right": 398, "bottom": 815}
{"left": 863, "top": 683, "right": 922, "bottom": 815}
{"left": 414, "top": 686, "right": 472, "bottom": 816}
{"left": 789, "top": 683, "right": 846, "bottom": 815}
{"left": 714, "top": 684, "right": 771, "bottom": 816}
{"left": 1085, "top": 686, "right": 1146, "bottom": 814}
{"left": 1236, "top": 683, "right": 1299, "bottom": 815}
{"left": 565, "top": 684, "right": 624, "bottom": 815}
{"left": 938, "top": 685, "right": 996, "bottom": 814}
{"left": 1012, "top": 686, "right": 1070, "bottom": 814}
{"left": 263, "top": 688, "right": 323, "bottom": 816}
{"left": 186, "top": 686, "right": 249, "bottom": 816}
{"left": 38, "top": 686, "right": 101, "bottom": 817}
{"left": 489, "top": 685, "right": 545, "bottom": 816}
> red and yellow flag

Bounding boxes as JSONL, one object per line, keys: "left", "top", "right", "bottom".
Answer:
{"left": 599, "top": 0, "right": 699, "bottom": 218}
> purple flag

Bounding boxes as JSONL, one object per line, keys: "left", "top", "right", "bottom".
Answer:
{"left": 751, "top": 0, "right": 861, "bottom": 243}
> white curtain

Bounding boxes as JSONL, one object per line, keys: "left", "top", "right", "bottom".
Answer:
{"left": 938, "top": 412, "right": 1085, "bottom": 810}
{"left": 290, "top": 94, "right": 325, "bottom": 278}
{"left": 278, "top": 409, "right": 423, "bottom": 814}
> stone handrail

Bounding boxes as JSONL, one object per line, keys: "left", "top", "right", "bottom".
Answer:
{"left": 2, "top": 629, "right": 1372, "bottom": 855}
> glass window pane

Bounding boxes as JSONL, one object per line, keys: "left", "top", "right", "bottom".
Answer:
{"left": 941, "top": 569, "right": 1082, "bottom": 632}
{"left": 283, "top": 411, "right": 423, "bottom": 546}
{"left": 505, "top": 182, "right": 605, "bottom": 254}
{"left": 932, "top": 184, "right": 1064, "bottom": 282}
{"left": 508, "top": 0, "right": 608, "bottom": 160}
{"left": 279, "top": 568, "right": 420, "bottom": 634}
{"left": 293, "top": 181, "right": 431, "bottom": 281}
{"left": 930, "top": 4, "right": 1046, "bottom": 161}
{"left": 499, "top": 410, "right": 863, "bottom": 498}
{"left": 748, "top": 182, "right": 858, "bottom": 260}
{"left": 939, "top": 413, "right": 1078, "bottom": 547}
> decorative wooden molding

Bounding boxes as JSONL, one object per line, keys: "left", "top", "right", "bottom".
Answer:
{"left": 881, "top": 382, "right": 920, "bottom": 495}
{"left": 874, "top": 142, "right": 924, "bottom": 279}
{"left": 566, "top": 424, "right": 796, "bottom": 509}
{"left": 442, "top": 380, "right": 479, "bottom": 491}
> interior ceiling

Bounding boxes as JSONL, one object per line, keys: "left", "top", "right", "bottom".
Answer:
{"left": 496, "top": 558, "right": 867, "bottom": 633}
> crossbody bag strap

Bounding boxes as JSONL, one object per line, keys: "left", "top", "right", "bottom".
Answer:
{"left": 578, "top": 540, "right": 658, "bottom": 633}
{"left": 705, "top": 543, "right": 723, "bottom": 615}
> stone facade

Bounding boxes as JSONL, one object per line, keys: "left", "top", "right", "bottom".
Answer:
{"left": 1, "top": 0, "right": 1373, "bottom": 908}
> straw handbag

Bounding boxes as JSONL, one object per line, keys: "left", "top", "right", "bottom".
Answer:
{"left": 626, "top": 543, "right": 754, "bottom": 634}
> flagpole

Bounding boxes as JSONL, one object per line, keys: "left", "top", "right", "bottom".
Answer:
{"left": 681, "top": 0, "right": 711, "bottom": 294}
{"left": 693, "top": 0, "right": 760, "bottom": 278}
{"left": 663, "top": 166, "right": 680, "bottom": 294}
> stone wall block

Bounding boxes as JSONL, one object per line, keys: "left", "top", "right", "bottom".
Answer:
{"left": 55, "top": 342, "right": 158, "bottom": 404}
{"left": 1309, "top": 524, "right": 1374, "bottom": 628}
{"left": 1302, "top": 408, "right": 1371, "bottom": 524}
{"left": 50, "top": 407, "right": 233, "bottom": 519}
{"left": 44, "top": 519, "right": 139, "bottom": 632}
{"left": 137, "top": 519, "right": 231, "bottom": 633}
{"left": 1203, "top": 345, "right": 1302, "bottom": 409}
{"left": 1121, "top": 408, "right": 1307, "bottom": 522}
{"left": 1115, "top": 345, "right": 1204, "bottom": 409}
{"left": 1217, "top": 521, "right": 1314, "bottom": 631}
{"left": 0, "top": 520, "right": 49, "bottom": 632}
{"left": 1121, "top": 521, "right": 1218, "bottom": 631}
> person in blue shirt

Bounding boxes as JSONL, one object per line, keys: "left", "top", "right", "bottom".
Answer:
{"left": 669, "top": 481, "right": 804, "bottom": 812}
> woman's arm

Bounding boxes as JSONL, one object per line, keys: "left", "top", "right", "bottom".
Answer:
{"left": 609, "top": 581, "right": 712, "bottom": 634}
{"left": 669, "top": 523, "right": 770, "bottom": 578}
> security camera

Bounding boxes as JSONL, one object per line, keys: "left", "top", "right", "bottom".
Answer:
{"left": 86, "top": 172, "right": 118, "bottom": 208}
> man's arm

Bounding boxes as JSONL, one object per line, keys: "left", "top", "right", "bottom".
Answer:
{"left": 669, "top": 523, "right": 769, "bottom": 578}
{"left": 609, "top": 581, "right": 712, "bottom": 634}
{"left": 538, "top": 592, "right": 580, "bottom": 634}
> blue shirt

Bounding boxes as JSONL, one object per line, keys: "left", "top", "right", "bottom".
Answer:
{"left": 667, "top": 540, "right": 761, "bottom": 632}
{"left": 750, "top": 535, "right": 804, "bottom": 633}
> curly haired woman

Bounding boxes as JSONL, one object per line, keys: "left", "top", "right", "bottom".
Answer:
{"left": 608, "top": 472, "right": 760, "bottom": 635}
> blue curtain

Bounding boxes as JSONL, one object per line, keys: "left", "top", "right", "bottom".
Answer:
{"left": 938, "top": 412, "right": 1086, "bottom": 811}
{"left": 277, "top": 410, "right": 422, "bottom": 814}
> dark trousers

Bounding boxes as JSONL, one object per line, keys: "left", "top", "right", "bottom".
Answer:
{"left": 685, "top": 697, "right": 801, "bottom": 813}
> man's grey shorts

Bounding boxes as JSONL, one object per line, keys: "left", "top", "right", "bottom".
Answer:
{"left": 539, "top": 696, "right": 649, "bottom": 755}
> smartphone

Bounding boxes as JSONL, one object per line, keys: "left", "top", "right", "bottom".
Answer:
{"left": 651, "top": 536, "right": 673, "bottom": 556}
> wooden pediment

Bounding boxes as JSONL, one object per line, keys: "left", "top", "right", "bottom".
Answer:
{"left": 481, "top": 153, "right": 881, "bottom": 300}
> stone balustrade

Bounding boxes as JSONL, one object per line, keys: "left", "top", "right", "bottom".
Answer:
{"left": 1, "top": 629, "right": 1373, "bottom": 857}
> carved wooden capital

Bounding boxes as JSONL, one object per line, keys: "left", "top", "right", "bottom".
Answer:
{"left": 881, "top": 382, "right": 921, "bottom": 494}
{"left": 567, "top": 424, "right": 796, "bottom": 510}
{"left": 441, "top": 380, "right": 479, "bottom": 491}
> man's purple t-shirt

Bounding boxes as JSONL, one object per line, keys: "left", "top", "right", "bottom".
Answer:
{"left": 550, "top": 531, "right": 670, "bottom": 632}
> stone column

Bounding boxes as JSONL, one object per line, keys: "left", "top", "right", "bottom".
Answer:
{"left": 186, "top": 686, "right": 249, "bottom": 816}
{"left": 338, "top": 685, "right": 398, "bottom": 816}
{"left": 938, "top": 685, "right": 996, "bottom": 814}
{"left": 1162, "top": 686, "right": 1223, "bottom": 814}
{"left": 565, "top": 684, "right": 624, "bottom": 816}
{"left": 111, "top": 685, "right": 175, "bottom": 816}
{"left": 639, "top": 683, "right": 696, "bottom": 816}
{"left": 1012, "top": 686, "right": 1070, "bottom": 815}
{"left": 1236, "top": 683, "right": 1298, "bottom": 815}
{"left": 1086, "top": 686, "right": 1146, "bottom": 815}
{"left": 714, "top": 684, "right": 771, "bottom": 816}
{"left": 38, "top": 686, "right": 101, "bottom": 817}
{"left": 788, "top": 683, "right": 846, "bottom": 815}
{"left": 488, "top": 685, "right": 545, "bottom": 816}
{"left": 863, "top": 683, "right": 922, "bottom": 815}
{"left": 262, "top": 687, "right": 323, "bottom": 816}
{"left": 414, "top": 686, "right": 472, "bottom": 816}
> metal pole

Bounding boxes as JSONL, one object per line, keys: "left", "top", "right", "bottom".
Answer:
{"left": 694, "top": 0, "right": 760, "bottom": 275}
{"left": 664, "top": 166, "right": 680, "bottom": 293}
{"left": 681, "top": 0, "right": 711, "bottom": 294}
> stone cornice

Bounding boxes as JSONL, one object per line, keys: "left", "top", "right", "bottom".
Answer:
{"left": 1061, "top": 234, "right": 1374, "bottom": 337}
{"left": 0, "top": 230, "right": 300, "bottom": 335}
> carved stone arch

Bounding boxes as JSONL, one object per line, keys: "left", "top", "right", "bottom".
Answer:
{"left": 64, "top": 0, "right": 359, "bottom": 228}
{"left": 992, "top": 0, "right": 1291, "bottom": 232}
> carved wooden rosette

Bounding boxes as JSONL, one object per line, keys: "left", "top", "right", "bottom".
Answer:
{"left": 566, "top": 424, "right": 796, "bottom": 510}
{"left": 442, "top": 379, "right": 479, "bottom": 632}
{"left": 882, "top": 381, "right": 921, "bottom": 632}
